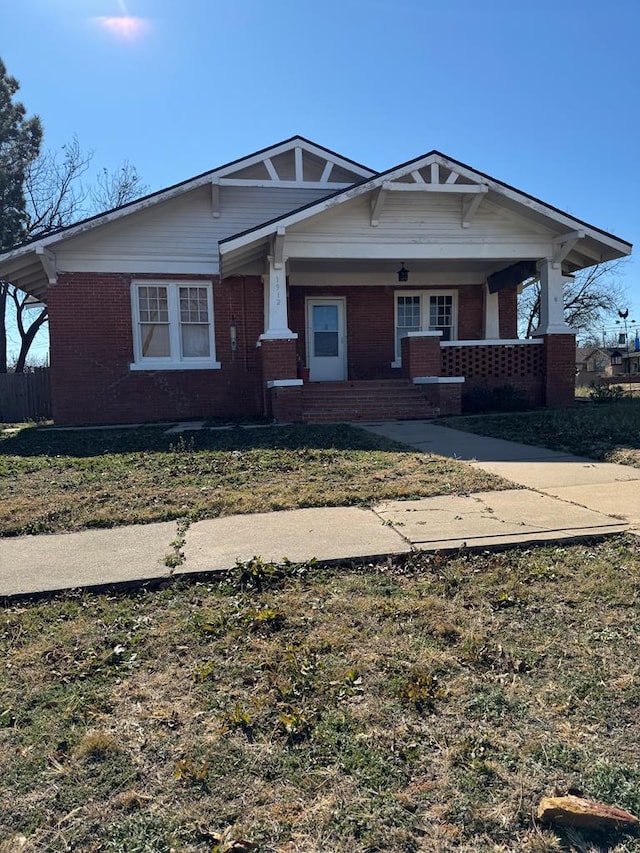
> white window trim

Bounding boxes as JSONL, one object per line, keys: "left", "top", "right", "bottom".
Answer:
{"left": 130, "top": 280, "right": 221, "bottom": 371}
{"left": 392, "top": 289, "right": 458, "bottom": 368}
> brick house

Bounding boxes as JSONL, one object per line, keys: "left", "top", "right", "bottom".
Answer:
{"left": 0, "top": 137, "right": 632, "bottom": 425}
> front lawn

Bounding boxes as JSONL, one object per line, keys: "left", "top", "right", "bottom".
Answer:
{"left": 0, "top": 423, "right": 507, "bottom": 536}
{"left": 446, "top": 398, "right": 640, "bottom": 466}
{"left": 2, "top": 538, "right": 640, "bottom": 851}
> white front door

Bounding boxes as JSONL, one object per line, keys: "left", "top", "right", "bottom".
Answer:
{"left": 307, "top": 298, "right": 347, "bottom": 381}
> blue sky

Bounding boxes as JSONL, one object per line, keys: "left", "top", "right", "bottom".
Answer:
{"left": 2, "top": 0, "right": 639, "bottom": 359}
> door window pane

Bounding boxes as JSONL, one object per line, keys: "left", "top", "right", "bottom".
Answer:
{"left": 312, "top": 304, "right": 339, "bottom": 357}
{"left": 313, "top": 304, "right": 338, "bottom": 332}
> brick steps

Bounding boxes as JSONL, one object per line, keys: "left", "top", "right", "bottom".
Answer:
{"left": 301, "top": 380, "right": 439, "bottom": 422}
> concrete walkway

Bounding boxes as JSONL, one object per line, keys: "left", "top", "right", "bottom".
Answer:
{"left": 359, "top": 420, "right": 640, "bottom": 527}
{"left": 0, "top": 420, "right": 635, "bottom": 598}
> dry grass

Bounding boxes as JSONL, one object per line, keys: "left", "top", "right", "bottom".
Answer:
{"left": 2, "top": 538, "right": 640, "bottom": 851}
{"left": 446, "top": 397, "right": 640, "bottom": 468}
{"left": 0, "top": 423, "right": 507, "bottom": 536}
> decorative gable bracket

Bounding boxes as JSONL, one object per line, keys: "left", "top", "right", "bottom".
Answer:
{"left": 270, "top": 227, "right": 286, "bottom": 270}
{"left": 552, "top": 230, "right": 586, "bottom": 269}
{"left": 36, "top": 246, "right": 58, "bottom": 286}
{"left": 370, "top": 179, "right": 488, "bottom": 227}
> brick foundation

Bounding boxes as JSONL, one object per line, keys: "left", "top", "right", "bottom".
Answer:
{"left": 270, "top": 386, "right": 303, "bottom": 421}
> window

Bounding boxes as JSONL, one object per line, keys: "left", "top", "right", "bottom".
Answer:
{"left": 131, "top": 281, "right": 220, "bottom": 369}
{"left": 394, "top": 290, "right": 457, "bottom": 363}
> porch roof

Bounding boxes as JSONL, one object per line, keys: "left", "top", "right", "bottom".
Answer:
{"left": 219, "top": 151, "right": 632, "bottom": 279}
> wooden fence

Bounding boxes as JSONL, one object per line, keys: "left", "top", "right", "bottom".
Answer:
{"left": 0, "top": 368, "right": 51, "bottom": 422}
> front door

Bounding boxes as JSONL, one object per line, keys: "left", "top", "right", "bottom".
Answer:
{"left": 307, "top": 298, "right": 347, "bottom": 381}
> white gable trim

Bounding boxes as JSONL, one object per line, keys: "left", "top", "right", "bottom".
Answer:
{"left": 0, "top": 137, "right": 375, "bottom": 267}
{"left": 213, "top": 137, "right": 373, "bottom": 180}
{"left": 219, "top": 151, "right": 631, "bottom": 261}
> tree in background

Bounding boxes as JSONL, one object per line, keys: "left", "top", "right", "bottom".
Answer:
{"left": 0, "top": 60, "right": 148, "bottom": 372}
{"left": 518, "top": 259, "right": 628, "bottom": 340}
{"left": 0, "top": 58, "right": 43, "bottom": 372}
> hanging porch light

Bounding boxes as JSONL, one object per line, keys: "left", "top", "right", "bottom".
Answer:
{"left": 397, "top": 263, "right": 409, "bottom": 283}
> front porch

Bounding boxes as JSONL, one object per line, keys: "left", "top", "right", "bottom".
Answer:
{"left": 215, "top": 149, "right": 627, "bottom": 422}
{"left": 260, "top": 330, "right": 571, "bottom": 422}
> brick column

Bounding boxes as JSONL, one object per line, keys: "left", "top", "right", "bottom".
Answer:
{"left": 401, "top": 332, "right": 442, "bottom": 379}
{"left": 260, "top": 338, "right": 298, "bottom": 382}
{"left": 543, "top": 334, "right": 576, "bottom": 407}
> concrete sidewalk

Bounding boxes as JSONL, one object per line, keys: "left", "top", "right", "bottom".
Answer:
{"left": 0, "top": 419, "right": 635, "bottom": 598}
{"left": 360, "top": 420, "right": 640, "bottom": 528}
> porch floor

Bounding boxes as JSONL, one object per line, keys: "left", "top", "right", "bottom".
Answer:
{"left": 300, "top": 379, "right": 440, "bottom": 423}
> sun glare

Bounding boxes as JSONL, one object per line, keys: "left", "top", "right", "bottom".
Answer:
{"left": 95, "top": 15, "right": 149, "bottom": 40}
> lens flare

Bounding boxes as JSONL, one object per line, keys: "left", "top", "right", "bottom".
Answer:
{"left": 95, "top": 15, "right": 148, "bottom": 40}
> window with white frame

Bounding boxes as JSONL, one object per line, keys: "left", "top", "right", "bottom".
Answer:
{"left": 131, "top": 281, "right": 220, "bottom": 369}
{"left": 394, "top": 290, "right": 456, "bottom": 363}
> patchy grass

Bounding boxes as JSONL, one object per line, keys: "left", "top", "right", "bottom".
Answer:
{"left": 446, "top": 397, "right": 640, "bottom": 467}
{"left": 0, "top": 423, "right": 507, "bottom": 536}
{"left": 2, "top": 538, "right": 640, "bottom": 851}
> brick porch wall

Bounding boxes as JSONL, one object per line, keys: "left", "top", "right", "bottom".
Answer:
{"left": 441, "top": 342, "right": 546, "bottom": 406}
{"left": 48, "top": 273, "right": 265, "bottom": 425}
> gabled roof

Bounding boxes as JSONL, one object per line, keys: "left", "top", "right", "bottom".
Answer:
{"left": 219, "top": 149, "right": 632, "bottom": 275}
{"left": 0, "top": 135, "right": 374, "bottom": 259}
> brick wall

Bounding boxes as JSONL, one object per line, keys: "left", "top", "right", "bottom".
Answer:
{"left": 400, "top": 335, "right": 441, "bottom": 378}
{"left": 260, "top": 338, "right": 298, "bottom": 381}
{"left": 289, "top": 284, "right": 486, "bottom": 378}
{"left": 458, "top": 286, "right": 484, "bottom": 339}
{"left": 543, "top": 334, "right": 576, "bottom": 407}
{"left": 270, "top": 386, "right": 303, "bottom": 421}
{"left": 498, "top": 288, "right": 518, "bottom": 339}
{"left": 49, "top": 273, "right": 265, "bottom": 425}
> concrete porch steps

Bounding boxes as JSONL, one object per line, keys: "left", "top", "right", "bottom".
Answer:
{"left": 300, "top": 379, "right": 439, "bottom": 423}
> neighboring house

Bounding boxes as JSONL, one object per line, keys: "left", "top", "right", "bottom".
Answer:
{"left": 623, "top": 350, "right": 640, "bottom": 375}
{"left": 576, "top": 346, "right": 624, "bottom": 386}
{"left": 0, "top": 136, "right": 632, "bottom": 425}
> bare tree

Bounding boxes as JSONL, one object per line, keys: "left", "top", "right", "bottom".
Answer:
{"left": 518, "top": 260, "right": 628, "bottom": 339}
{"left": 91, "top": 160, "right": 148, "bottom": 211}
{"left": 23, "top": 135, "right": 92, "bottom": 236}
{"left": 2, "top": 140, "right": 149, "bottom": 371}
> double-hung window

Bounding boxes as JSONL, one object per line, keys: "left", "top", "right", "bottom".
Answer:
{"left": 393, "top": 290, "right": 457, "bottom": 365}
{"left": 131, "top": 281, "right": 220, "bottom": 370}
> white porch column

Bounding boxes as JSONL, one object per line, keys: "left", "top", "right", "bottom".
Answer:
{"left": 484, "top": 284, "right": 500, "bottom": 339}
{"left": 260, "top": 255, "right": 297, "bottom": 340}
{"left": 533, "top": 259, "right": 573, "bottom": 336}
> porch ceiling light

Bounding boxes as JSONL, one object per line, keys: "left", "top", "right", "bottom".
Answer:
{"left": 397, "top": 263, "right": 409, "bottom": 283}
